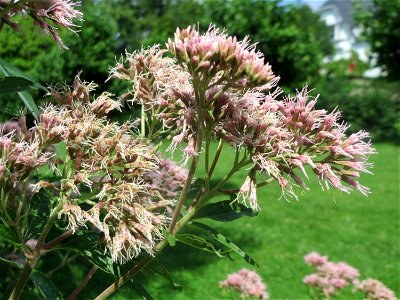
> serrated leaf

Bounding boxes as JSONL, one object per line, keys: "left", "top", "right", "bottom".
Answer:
{"left": 193, "top": 200, "right": 257, "bottom": 222}
{"left": 126, "top": 280, "right": 153, "bottom": 300}
{"left": 31, "top": 270, "right": 61, "bottom": 300}
{"left": 83, "top": 249, "right": 153, "bottom": 299}
{"left": 52, "top": 232, "right": 99, "bottom": 252}
{"left": 191, "top": 222, "right": 258, "bottom": 267}
{"left": 163, "top": 229, "right": 176, "bottom": 246}
{"left": 27, "top": 189, "right": 52, "bottom": 239}
{"left": 146, "top": 259, "right": 183, "bottom": 291}
{"left": 0, "top": 76, "right": 37, "bottom": 94}
{"left": 0, "top": 59, "right": 40, "bottom": 119}
{"left": 0, "top": 57, "right": 46, "bottom": 90}
{"left": 0, "top": 225, "right": 21, "bottom": 246}
{"left": 175, "top": 233, "right": 228, "bottom": 257}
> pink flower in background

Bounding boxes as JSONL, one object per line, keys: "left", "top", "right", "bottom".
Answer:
{"left": 303, "top": 251, "right": 360, "bottom": 298}
{"left": 304, "top": 251, "right": 328, "bottom": 266}
{"left": 355, "top": 278, "right": 397, "bottom": 300}
{"left": 220, "top": 268, "right": 269, "bottom": 299}
{"left": 303, "top": 252, "right": 397, "bottom": 299}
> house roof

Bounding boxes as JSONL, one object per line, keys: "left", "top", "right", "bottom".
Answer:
{"left": 320, "top": 0, "right": 373, "bottom": 29}
{"left": 321, "top": 0, "right": 355, "bottom": 27}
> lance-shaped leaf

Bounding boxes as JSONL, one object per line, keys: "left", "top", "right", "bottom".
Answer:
{"left": 0, "top": 57, "right": 40, "bottom": 119}
{"left": 146, "top": 259, "right": 183, "bottom": 291}
{"left": 30, "top": 270, "right": 61, "bottom": 300}
{"left": 175, "top": 233, "right": 229, "bottom": 258}
{"left": 83, "top": 248, "right": 153, "bottom": 299}
{"left": 193, "top": 200, "right": 257, "bottom": 222}
{"left": 0, "top": 76, "right": 37, "bottom": 94}
{"left": 191, "top": 221, "right": 258, "bottom": 267}
{"left": 0, "top": 224, "right": 21, "bottom": 247}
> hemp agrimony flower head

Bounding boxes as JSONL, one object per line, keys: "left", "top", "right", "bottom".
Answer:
{"left": 42, "top": 76, "right": 174, "bottom": 263}
{"left": 0, "top": 0, "right": 83, "bottom": 48}
{"left": 167, "top": 25, "right": 276, "bottom": 88}
{"left": 110, "top": 24, "right": 375, "bottom": 211}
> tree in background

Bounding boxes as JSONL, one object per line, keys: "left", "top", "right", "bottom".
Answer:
{"left": 354, "top": 0, "right": 400, "bottom": 80}
{"left": 104, "top": 0, "right": 333, "bottom": 90}
{"left": 201, "top": 0, "right": 334, "bottom": 89}
{"left": 0, "top": 0, "right": 118, "bottom": 86}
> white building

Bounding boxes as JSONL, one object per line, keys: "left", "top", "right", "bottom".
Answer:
{"left": 318, "top": 0, "right": 380, "bottom": 77}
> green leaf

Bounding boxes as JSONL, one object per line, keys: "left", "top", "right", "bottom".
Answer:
{"left": 191, "top": 222, "right": 258, "bottom": 267}
{"left": 52, "top": 232, "right": 99, "bottom": 252}
{"left": 125, "top": 280, "right": 153, "bottom": 300}
{"left": 83, "top": 248, "right": 153, "bottom": 299}
{"left": 0, "top": 57, "right": 46, "bottom": 90}
{"left": 146, "top": 259, "right": 183, "bottom": 291}
{"left": 27, "top": 189, "right": 52, "bottom": 239}
{"left": 193, "top": 200, "right": 257, "bottom": 222}
{"left": 16, "top": 90, "right": 39, "bottom": 120}
{"left": 0, "top": 225, "right": 21, "bottom": 246}
{"left": 163, "top": 229, "right": 176, "bottom": 247}
{"left": 30, "top": 270, "right": 61, "bottom": 300}
{"left": 0, "top": 58, "right": 40, "bottom": 119}
{"left": 175, "top": 233, "right": 228, "bottom": 258}
{"left": 0, "top": 76, "right": 38, "bottom": 94}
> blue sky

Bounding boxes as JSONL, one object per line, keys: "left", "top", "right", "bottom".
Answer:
{"left": 282, "top": 0, "right": 327, "bottom": 10}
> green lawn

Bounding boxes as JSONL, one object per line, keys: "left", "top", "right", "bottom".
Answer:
{"left": 93, "top": 143, "right": 399, "bottom": 299}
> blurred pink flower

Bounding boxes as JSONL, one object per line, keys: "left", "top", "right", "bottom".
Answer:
{"left": 220, "top": 268, "right": 269, "bottom": 299}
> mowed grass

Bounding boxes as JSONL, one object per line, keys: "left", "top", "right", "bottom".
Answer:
{"left": 106, "top": 143, "right": 399, "bottom": 299}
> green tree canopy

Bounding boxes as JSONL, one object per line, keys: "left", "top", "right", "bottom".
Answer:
{"left": 354, "top": 0, "right": 400, "bottom": 80}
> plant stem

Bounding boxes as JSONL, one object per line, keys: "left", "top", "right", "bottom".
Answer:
{"left": 95, "top": 191, "right": 214, "bottom": 300}
{"left": 43, "top": 230, "right": 73, "bottom": 250}
{"left": 9, "top": 203, "right": 63, "bottom": 300}
{"left": 67, "top": 265, "right": 98, "bottom": 300}
{"left": 168, "top": 81, "right": 206, "bottom": 233}
{"left": 209, "top": 139, "right": 223, "bottom": 177}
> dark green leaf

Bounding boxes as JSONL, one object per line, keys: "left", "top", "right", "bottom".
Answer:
{"left": 147, "top": 259, "right": 183, "bottom": 291}
{"left": 0, "top": 59, "right": 40, "bottom": 119}
{"left": 193, "top": 200, "right": 257, "bottom": 222}
{"left": 126, "top": 280, "right": 153, "bottom": 300}
{"left": 83, "top": 248, "right": 153, "bottom": 299}
{"left": 52, "top": 232, "right": 99, "bottom": 252}
{"left": 163, "top": 229, "right": 176, "bottom": 247}
{"left": 175, "top": 233, "right": 227, "bottom": 258}
{"left": 0, "top": 225, "right": 21, "bottom": 246}
{"left": 30, "top": 270, "right": 61, "bottom": 300}
{"left": 0, "top": 76, "right": 37, "bottom": 94}
{"left": 83, "top": 248, "right": 114, "bottom": 275}
{"left": 0, "top": 57, "right": 46, "bottom": 90}
{"left": 27, "top": 189, "right": 52, "bottom": 239}
{"left": 191, "top": 222, "right": 258, "bottom": 267}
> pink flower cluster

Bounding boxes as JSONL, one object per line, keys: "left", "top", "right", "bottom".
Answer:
{"left": 0, "top": 0, "right": 83, "bottom": 48}
{"left": 303, "top": 251, "right": 360, "bottom": 297}
{"left": 303, "top": 252, "right": 397, "bottom": 299}
{"left": 145, "top": 157, "right": 189, "bottom": 201}
{"left": 167, "top": 25, "right": 276, "bottom": 87}
{"left": 109, "top": 25, "right": 375, "bottom": 208}
{"left": 220, "top": 268, "right": 269, "bottom": 299}
{"left": 355, "top": 278, "right": 397, "bottom": 300}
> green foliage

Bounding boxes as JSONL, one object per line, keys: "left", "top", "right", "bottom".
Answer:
{"left": 354, "top": 0, "right": 400, "bottom": 79}
{"left": 104, "top": 0, "right": 333, "bottom": 89}
{"left": 0, "top": 0, "right": 118, "bottom": 120}
{"left": 30, "top": 270, "right": 62, "bottom": 300}
{"left": 201, "top": 0, "right": 333, "bottom": 89}
{"left": 193, "top": 200, "right": 257, "bottom": 222}
{"left": 315, "top": 78, "right": 400, "bottom": 142}
{"left": 191, "top": 222, "right": 258, "bottom": 267}
{"left": 0, "top": 225, "right": 21, "bottom": 247}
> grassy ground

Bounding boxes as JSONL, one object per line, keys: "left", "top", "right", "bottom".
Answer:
{"left": 87, "top": 143, "right": 399, "bottom": 299}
